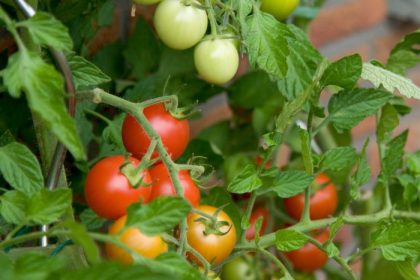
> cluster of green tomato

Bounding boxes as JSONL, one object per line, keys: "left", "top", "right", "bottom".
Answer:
{"left": 133, "top": 0, "right": 300, "bottom": 85}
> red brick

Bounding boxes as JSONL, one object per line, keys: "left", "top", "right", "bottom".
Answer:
{"left": 309, "top": 0, "right": 387, "bottom": 47}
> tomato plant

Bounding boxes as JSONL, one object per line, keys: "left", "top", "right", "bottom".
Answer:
{"left": 122, "top": 103, "right": 190, "bottom": 161}
{"left": 106, "top": 215, "right": 168, "bottom": 264}
{"left": 187, "top": 205, "right": 236, "bottom": 264}
{"left": 283, "top": 173, "right": 338, "bottom": 220}
{"left": 0, "top": 0, "right": 420, "bottom": 279}
{"left": 154, "top": 0, "right": 208, "bottom": 50}
{"left": 85, "top": 155, "right": 153, "bottom": 220}
{"left": 150, "top": 162, "right": 201, "bottom": 207}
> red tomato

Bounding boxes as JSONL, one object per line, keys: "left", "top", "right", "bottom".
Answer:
{"left": 122, "top": 103, "right": 190, "bottom": 161}
{"left": 105, "top": 215, "right": 168, "bottom": 265}
{"left": 245, "top": 207, "right": 269, "bottom": 240}
{"left": 284, "top": 173, "right": 338, "bottom": 220}
{"left": 149, "top": 163, "right": 200, "bottom": 207}
{"left": 285, "top": 229, "right": 329, "bottom": 272}
{"left": 255, "top": 155, "right": 272, "bottom": 169}
{"left": 85, "top": 156, "right": 152, "bottom": 220}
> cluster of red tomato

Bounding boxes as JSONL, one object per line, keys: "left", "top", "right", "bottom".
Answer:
{"left": 84, "top": 103, "right": 237, "bottom": 265}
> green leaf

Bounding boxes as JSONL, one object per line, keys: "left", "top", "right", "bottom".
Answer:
{"left": 325, "top": 242, "right": 340, "bottom": 257}
{"left": 79, "top": 208, "right": 106, "bottom": 230}
{"left": 391, "top": 29, "right": 420, "bottom": 55}
{"left": 361, "top": 62, "right": 420, "bottom": 100}
{"left": 329, "top": 216, "right": 344, "bottom": 242}
{"left": 63, "top": 220, "right": 101, "bottom": 264}
{"left": 328, "top": 88, "right": 392, "bottom": 132}
{"left": 154, "top": 252, "right": 202, "bottom": 280}
{"left": 0, "top": 189, "right": 71, "bottom": 225}
{"left": 67, "top": 53, "right": 111, "bottom": 90}
{"left": 3, "top": 52, "right": 85, "bottom": 160}
{"left": 383, "top": 130, "right": 408, "bottom": 178}
{"left": 277, "top": 24, "right": 323, "bottom": 99}
{"left": 126, "top": 196, "right": 191, "bottom": 235}
{"left": 0, "top": 142, "right": 43, "bottom": 194}
{"left": 377, "top": 104, "right": 399, "bottom": 142}
{"left": 300, "top": 128, "right": 313, "bottom": 174}
{"left": 0, "top": 131, "right": 15, "bottom": 147}
{"left": 407, "top": 151, "right": 420, "bottom": 174}
{"left": 17, "top": 12, "right": 73, "bottom": 51}
{"left": 232, "top": 0, "right": 252, "bottom": 25}
{"left": 245, "top": 11, "right": 289, "bottom": 79}
{"left": 320, "top": 54, "right": 362, "bottom": 89}
{"left": 350, "top": 140, "right": 371, "bottom": 200}
{"left": 372, "top": 220, "right": 420, "bottom": 261}
{"left": 276, "top": 229, "right": 308, "bottom": 251}
{"left": 227, "top": 165, "right": 263, "bottom": 194}
{"left": 12, "top": 251, "right": 66, "bottom": 279}
{"left": 123, "top": 19, "right": 160, "bottom": 79}
{"left": 319, "top": 146, "right": 357, "bottom": 172}
{"left": 261, "top": 171, "right": 313, "bottom": 198}
{"left": 386, "top": 50, "right": 420, "bottom": 76}
{"left": 393, "top": 260, "right": 420, "bottom": 280}
{"left": 0, "top": 252, "right": 13, "bottom": 279}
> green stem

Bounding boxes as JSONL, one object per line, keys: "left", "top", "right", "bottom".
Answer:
{"left": 312, "top": 116, "right": 330, "bottom": 137}
{"left": 185, "top": 243, "right": 211, "bottom": 273}
{"left": 204, "top": 0, "right": 218, "bottom": 36}
{"left": 257, "top": 248, "right": 293, "bottom": 279}
{"left": 191, "top": 208, "right": 218, "bottom": 223}
{"left": 241, "top": 192, "right": 257, "bottom": 243}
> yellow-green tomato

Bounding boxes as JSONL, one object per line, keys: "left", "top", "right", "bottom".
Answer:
{"left": 154, "top": 0, "right": 208, "bottom": 50}
{"left": 261, "top": 0, "right": 300, "bottom": 20}
{"left": 194, "top": 38, "right": 239, "bottom": 85}
{"left": 134, "top": 0, "right": 161, "bottom": 5}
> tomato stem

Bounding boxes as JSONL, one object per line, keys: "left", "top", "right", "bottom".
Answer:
{"left": 204, "top": 0, "right": 218, "bottom": 36}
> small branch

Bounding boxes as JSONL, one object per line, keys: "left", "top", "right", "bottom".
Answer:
{"left": 204, "top": 0, "right": 218, "bottom": 36}
{"left": 241, "top": 192, "right": 257, "bottom": 242}
{"left": 257, "top": 248, "right": 293, "bottom": 279}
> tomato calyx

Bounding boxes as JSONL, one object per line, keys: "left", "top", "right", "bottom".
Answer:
{"left": 120, "top": 156, "right": 156, "bottom": 189}
{"left": 195, "top": 216, "right": 233, "bottom": 236}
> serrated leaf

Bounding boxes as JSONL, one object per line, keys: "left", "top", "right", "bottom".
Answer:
{"left": 362, "top": 63, "right": 420, "bottom": 100}
{"left": 329, "top": 217, "right": 344, "bottom": 242}
{"left": 17, "top": 12, "right": 73, "bottom": 51}
{"left": 377, "top": 104, "right": 399, "bottom": 142}
{"left": 325, "top": 242, "right": 340, "bottom": 257}
{"left": 227, "top": 165, "right": 262, "bottom": 194}
{"left": 320, "top": 54, "right": 362, "bottom": 89}
{"left": 0, "top": 188, "right": 71, "bottom": 225}
{"left": 386, "top": 50, "right": 420, "bottom": 76}
{"left": 383, "top": 130, "right": 408, "bottom": 178}
{"left": 79, "top": 208, "right": 106, "bottom": 230}
{"left": 245, "top": 12, "right": 289, "bottom": 79}
{"left": 407, "top": 151, "right": 420, "bottom": 174}
{"left": 0, "top": 142, "right": 43, "bottom": 194}
{"left": 276, "top": 229, "right": 308, "bottom": 251}
{"left": 3, "top": 52, "right": 85, "bottom": 160}
{"left": 350, "top": 140, "right": 371, "bottom": 200}
{"left": 261, "top": 171, "right": 313, "bottom": 198}
{"left": 372, "top": 221, "right": 420, "bottom": 261}
{"left": 277, "top": 25, "right": 322, "bottom": 99}
{"left": 328, "top": 88, "right": 392, "bottom": 132}
{"left": 232, "top": 0, "right": 252, "bottom": 25}
{"left": 64, "top": 220, "right": 100, "bottom": 264}
{"left": 391, "top": 30, "right": 420, "bottom": 55}
{"left": 126, "top": 196, "right": 191, "bottom": 235}
{"left": 319, "top": 146, "right": 357, "bottom": 172}
{"left": 153, "top": 252, "right": 202, "bottom": 280}
{"left": 67, "top": 53, "right": 110, "bottom": 90}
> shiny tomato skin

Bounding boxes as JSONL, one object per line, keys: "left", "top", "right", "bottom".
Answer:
{"left": 187, "top": 205, "right": 236, "bottom": 264}
{"left": 149, "top": 163, "right": 200, "bottom": 207}
{"left": 260, "top": 0, "right": 300, "bottom": 20}
{"left": 105, "top": 215, "right": 168, "bottom": 265}
{"left": 154, "top": 0, "right": 208, "bottom": 50}
{"left": 285, "top": 229, "right": 329, "bottom": 272}
{"left": 245, "top": 207, "right": 269, "bottom": 240}
{"left": 85, "top": 156, "right": 152, "bottom": 220}
{"left": 194, "top": 38, "right": 239, "bottom": 85}
{"left": 122, "top": 103, "right": 190, "bottom": 161}
{"left": 284, "top": 173, "right": 338, "bottom": 220}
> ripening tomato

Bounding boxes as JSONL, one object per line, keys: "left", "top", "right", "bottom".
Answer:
{"left": 134, "top": 0, "right": 160, "bottom": 5}
{"left": 149, "top": 163, "right": 200, "bottom": 207}
{"left": 85, "top": 156, "right": 152, "bottom": 220}
{"left": 194, "top": 38, "right": 239, "bottom": 85}
{"left": 285, "top": 229, "right": 329, "bottom": 272}
{"left": 284, "top": 173, "right": 338, "bottom": 220}
{"left": 260, "top": 0, "right": 300, "bottom": 20}
{"left": 187, "top": 205, "right": 236, "bottom": 264}
{"left": 122, "top": 103, "right": 190, "bottom": 161}
{"left": 221, "top": 256, "right": 258, "bottom": 280}
{"left": 105, "top": 215, "right": 168, "bottom": 265}
{"left": 245, "top": 207, "right": 269, "bottom": 240}
{"left": 154, "top": 0, "right": 208, "bottom": 50}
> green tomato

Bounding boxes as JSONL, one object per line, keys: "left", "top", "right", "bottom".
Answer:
{"left": 154, "top": 0, "right": 208, "bottom": 50}
{"left": 194, "top": 38, "right": 239, "bottom": 85}
{"left": 221, "top": 256, "right": 258, "bottom": 280}
{"left": 260, "top": 0, "right": 300, "bottom": 20}
{"left": 134, "top": 0, "right": 160, "bottom": 5}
